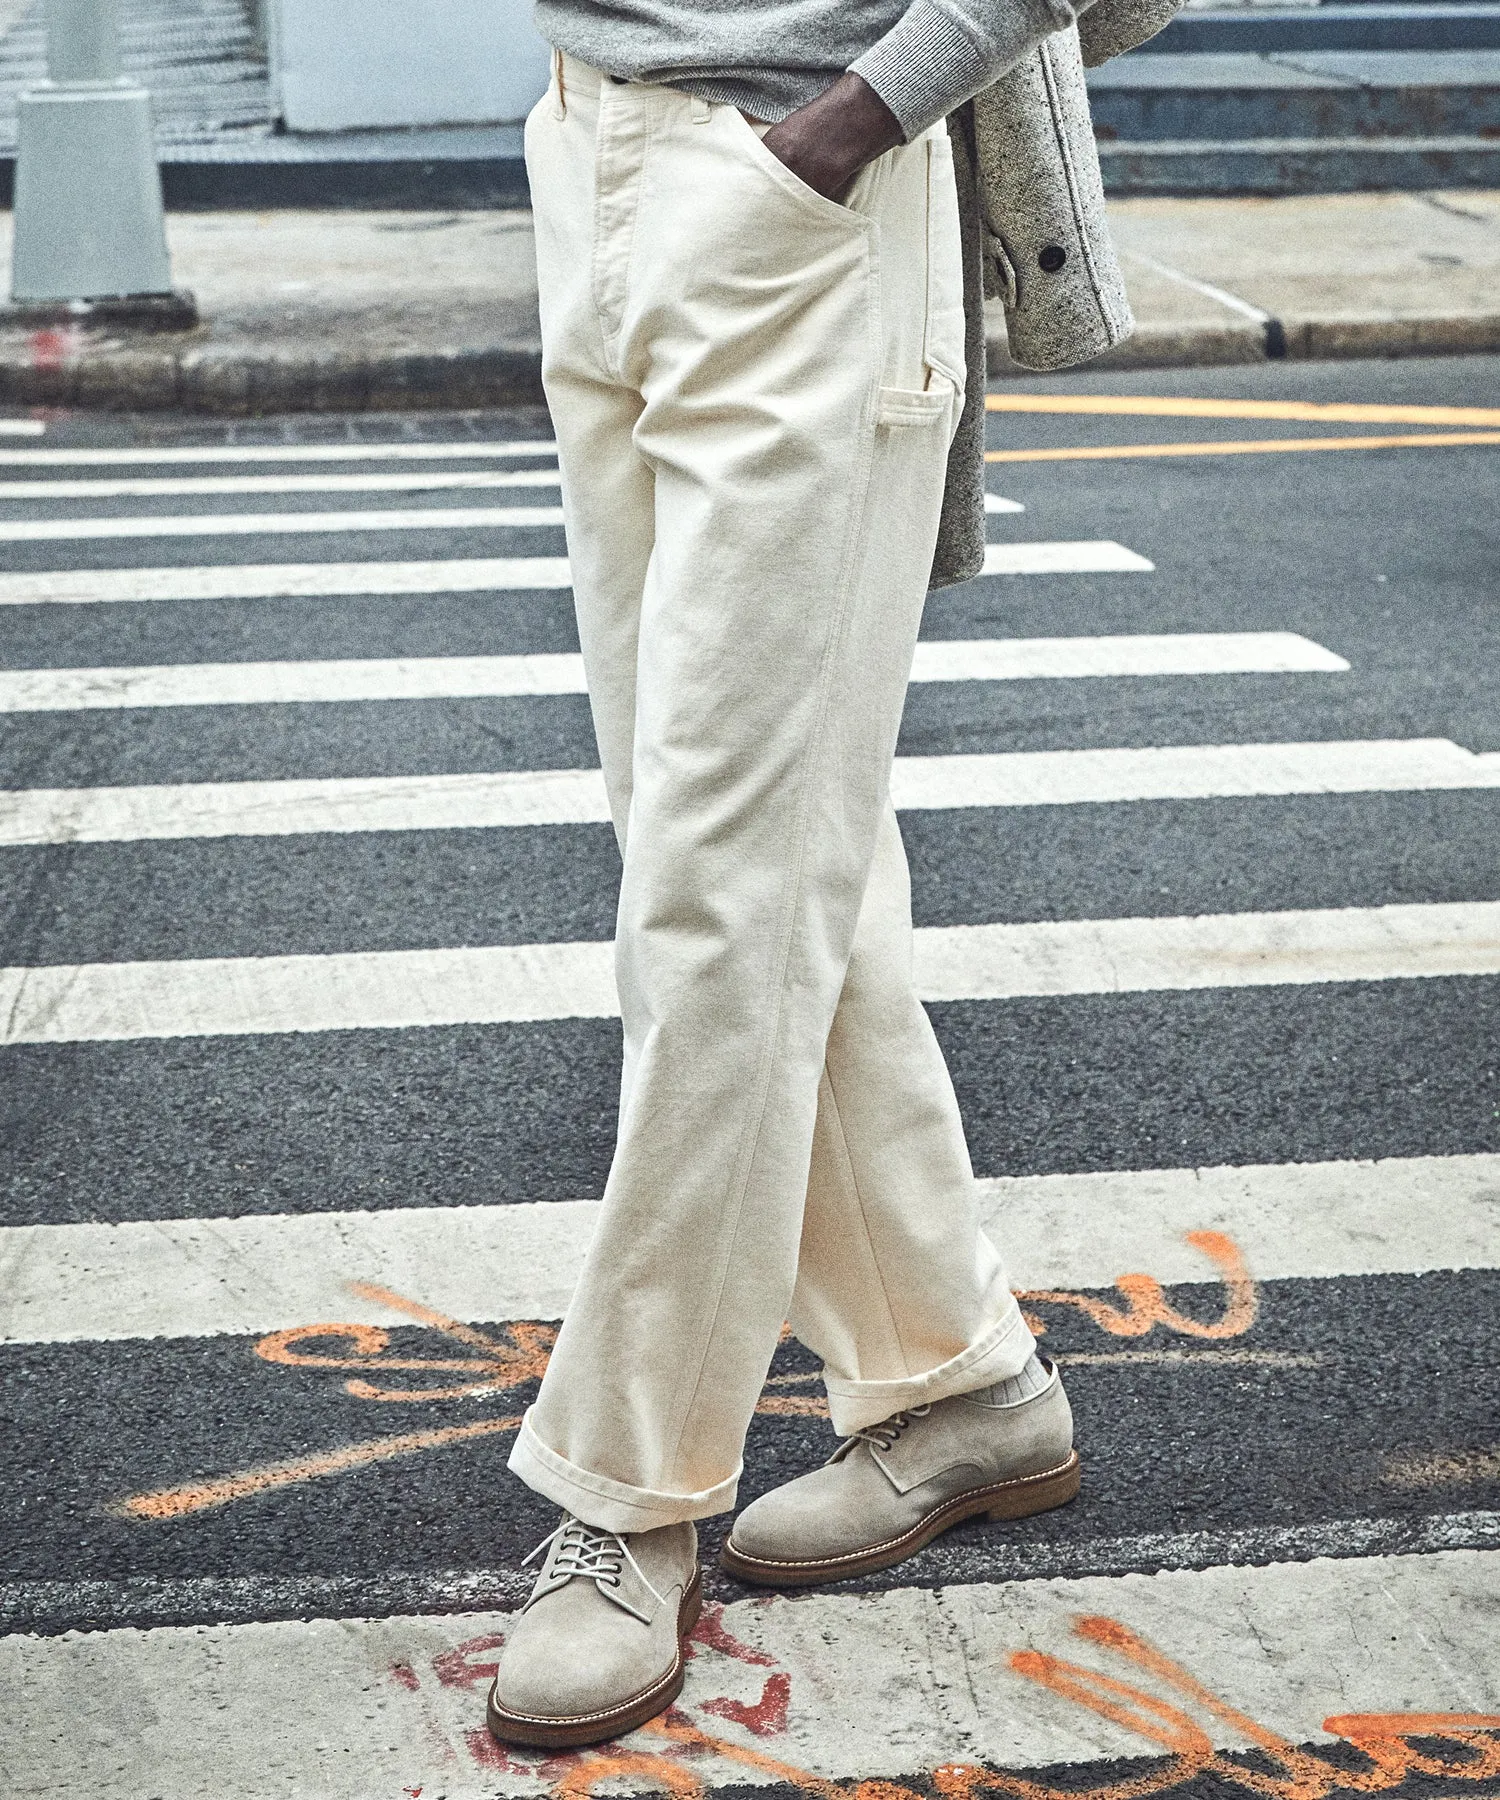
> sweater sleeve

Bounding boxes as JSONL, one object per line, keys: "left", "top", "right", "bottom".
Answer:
{"left": 849, "top": 0, "right": 1090, "bottom": 137}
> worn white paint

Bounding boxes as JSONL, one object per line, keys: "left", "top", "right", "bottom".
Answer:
{"left": 0, "top": 558, "right": 576, "bottom": 604}
{"left": 0, "top": 441, "right": 557, "bottom": 465}
{"left": 912, "top": 900, "right": 1500, "bottom": 1001}
{"left": 2, "top": 1153, "right": 1494, "bottom": 1346}
{"left": 909, "top": 632, "right": 1347, "bottom": 681}
{"left": 0, "top": 635, "right": 1349, "bottom": 712}
{"left": 0, "top": 469, "right": 563, "bottom": 499}
{"left": 2, "top": 1553, "right": 1495, "bottom": 1797}
{"left": 980, "top": 540, "right": 1153, "bottom": 573}
{"left": 0, "top": 547, "right": 1155, "bottom": 606}
{"left": 0, "top": 505, "right": 567, "bottom": 541}
{"left": 3, "top": 902, "right": 1495, "bottom": 1045}
{"left": 10, "top": 739, "right": 1495, "bottom": 845}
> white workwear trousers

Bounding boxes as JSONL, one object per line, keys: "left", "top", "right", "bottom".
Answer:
{"left": 508, "top": 54, "right": 1037, "bottom": 1533}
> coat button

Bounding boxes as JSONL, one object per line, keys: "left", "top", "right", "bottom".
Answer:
{"left": 1038, "top": 245, "right": 1067, "bottom": 273}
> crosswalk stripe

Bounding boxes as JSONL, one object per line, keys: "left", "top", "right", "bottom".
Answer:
{"left": 984, "top": 493, "right": 1024, "bottom": 512}
{"left": 0, "top": 541, "right": 1149, "bottom": 605}
{"left": 2, "top": 901, "right": 1495, "bottom": 1045}
{"left": 981, "top": 540, "right": 1152, "bottom": 573}
{"left": 0, "top": 440, "right": 558, "bottom": 466}
{"left": 5, "top": 738, "right": 1494, "bottom": 845}
{"left": 0, "top": 635, "right": 1347, "bottom": 714}
{"left": 0, "top": 419, "right": 44, "bottom": 436}
{"left": 4, "top": 1554, "right": 1495, "bottom": 1790}
{"left": 0, "top": 654, "right": 591, "bottom": 711}
{"left": 4, "top": 1153, "right": 1493, "bottom": 1345}
{"left": 0, "top": 505, "right": 568, "bottom": 540}
{"left": 0, "top": 559, "right": 577, "bottom": 604}
{"left": 0, "top": 470, "right": 564, "bottom": 500}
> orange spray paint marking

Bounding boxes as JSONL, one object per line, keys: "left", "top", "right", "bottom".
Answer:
{"left": 109, "top": 1415, "right": 519, "bottom": 1520}
{"left": 254, "top": 1288, "right": 556, "bottom": 1403}
{"left": 1018, "top": 1232, "right": 1257, "bottom": 1341}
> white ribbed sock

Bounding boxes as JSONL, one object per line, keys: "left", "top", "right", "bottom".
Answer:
{"left": 974, "top": 1353, "right": 1051, "bottom": 1408}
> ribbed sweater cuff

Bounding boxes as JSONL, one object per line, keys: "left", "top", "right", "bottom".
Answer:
{"left": 850, "top": 0, "right": 1051, "bottom": 138}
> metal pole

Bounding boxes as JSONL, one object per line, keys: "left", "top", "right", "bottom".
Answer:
{"left": 9, "top": 0, "right": 194, "bottom": 319}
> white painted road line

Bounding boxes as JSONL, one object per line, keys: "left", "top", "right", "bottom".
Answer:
{"left": 0, "top": 505, "right": 566, "bottom": 540}
{"left": 910, "top": 632, "right": 1348, "bottom": 681}
{"left": 2, "top": 901, "right": 1496, "bottom": 1045}
{"left": 3, "top": 1554, "right": 1495, "bottom": 1796}
{"left": 0, "top": 469, "right": 563, "bottom": 500}
{"left": 981, "top": 540, "right": 1153, "bottom": 573}
{"left": 0, "top": 439, "right": 557, "bottom": 465}
{"left": 0, "top": 654, "right": 591, "bottom": 712}
{"left": 0, "top": 635, "right": 1349, "bottom": 712}
{"left": 5, "top": 1153, "right": 1494, "bottom": 1345}
{"left": 984, "top": 492, "right": 1024, "bottom": 512}
{"left": 891, "top": 736, "right": 1496, "bottom": 809}
{"left": 0, "top": 419, "right": 44, "bottom": 436}
{"left": 7, "top": 739, "right": 1497, "bottom": 845}
{"left": 0, "top": 544, "right": 1148, "bottom": 607}
{"left": 0, "top": 769, "right": 614, "bottom": 842}
{"left": 0, "top": 558, "right": 576, "bottom": 605}
{"left": 913, "top": 901, "right": 1500, "bottom": 1001}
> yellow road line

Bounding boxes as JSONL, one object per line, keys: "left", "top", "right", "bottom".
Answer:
{"left": 985, "top": 394, "right": 1500, "bottom": 427}
{"left": 985, "top": 432, "right": 1500, "bottom": 464}
{"left": 110, "top": 1415, "right": 520, "bottom": 1520}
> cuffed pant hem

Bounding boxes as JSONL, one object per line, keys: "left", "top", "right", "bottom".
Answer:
{"left": 821, "top": 1302, "right": 1037, "bottom": 1436}
{"left": 507, "top": 1410, "right": 742, "bottom": 1533}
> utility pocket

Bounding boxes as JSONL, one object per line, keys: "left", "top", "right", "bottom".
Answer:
{"left": 877, "top": 381, "right": 955, "bottom": 427}
{"left": 922, "top": 130, "right": 968, "bottom": 390}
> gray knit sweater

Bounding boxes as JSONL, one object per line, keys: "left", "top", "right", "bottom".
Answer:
{"left": 532, "top": 0, "right": 1088, "bottom": 138}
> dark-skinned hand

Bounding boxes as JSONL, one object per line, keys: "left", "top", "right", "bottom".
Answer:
{"left": 757, "top": 72, "right": 905, "bottom": 202}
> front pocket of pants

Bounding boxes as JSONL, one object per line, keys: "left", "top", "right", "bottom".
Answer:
{"left": 725, "top": 107, "right": 878, "bottom": 233}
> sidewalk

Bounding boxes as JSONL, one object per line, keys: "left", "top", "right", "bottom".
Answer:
{"left": 2, "top": 187, "right": 1497, "bottom": 413}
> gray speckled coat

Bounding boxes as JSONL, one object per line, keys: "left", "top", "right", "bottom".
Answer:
{"left": 930, "top": 0, "right": 1186, "bottom": 587}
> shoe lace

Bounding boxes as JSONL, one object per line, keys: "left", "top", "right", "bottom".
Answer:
{"left": 851, "top": 1403, "right": 932, "bottom": 1453}
{"left": 522, "top": 1515, "right": 667, "bottom": 1624}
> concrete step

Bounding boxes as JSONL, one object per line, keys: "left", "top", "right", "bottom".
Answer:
{"left": 1087, "top": 49, "right": 1500, "bottom": 140}
{"left": 1096, "top": 130, "right": 1500, "bottom": 192}
{"left": 1145, "top": 4, "right": 1500, "bottom": 54}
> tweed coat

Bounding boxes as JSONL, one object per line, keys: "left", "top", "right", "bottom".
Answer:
{"left": 930, "top": 0, "right": 1187, "bottom": 587}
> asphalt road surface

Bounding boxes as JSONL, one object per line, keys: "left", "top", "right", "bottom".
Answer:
{"left": 2, "top": 354, "right": 1498, "bottom": 1799}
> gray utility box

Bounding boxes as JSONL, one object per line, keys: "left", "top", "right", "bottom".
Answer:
{"left": 268, "top": 0, "right": 552, "bottom": 131}
{"left": 12, "top": 0, "right": 174, "bottom": 303}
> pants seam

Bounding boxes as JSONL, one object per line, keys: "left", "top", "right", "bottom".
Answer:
{"left": 820, "top": 1053, "right": 915, "bottom": 1380}
{"left": 659, "top": 236, "right": 886, "bottom": 1487}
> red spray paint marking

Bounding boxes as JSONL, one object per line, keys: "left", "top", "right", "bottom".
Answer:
{"left": 387, "top": 1662, "right": 421, "bottom": 1692}
{"left": 701, "top": 1673, "right": 792, "bottom": 1737}
{"left": 432, "top": 1632, "right": 506, "bottom": 1690}
{"left": 688, "top": 1601, "right": 778, "bottom": 1667}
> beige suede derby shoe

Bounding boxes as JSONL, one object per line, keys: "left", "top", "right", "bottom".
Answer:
{"left": 721, "top": 1355, "right": 1078, "bottom": 1587}
{"left": 487, "top": 1514, "right": 701, "bottom": 1749}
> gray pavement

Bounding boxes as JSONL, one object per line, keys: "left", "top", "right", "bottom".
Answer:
{"left": 2, "top": 192, "right": 1499, "bottom": 411}
{"left": 1, "top": 355, "right": 1498, "bottom": 1793}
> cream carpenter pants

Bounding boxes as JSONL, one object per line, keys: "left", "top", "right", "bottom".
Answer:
{"left": 508, "top": 54, "right": 1037, "bottom": 1533}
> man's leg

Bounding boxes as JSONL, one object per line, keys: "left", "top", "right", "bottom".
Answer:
{"left": 511, "top": 64, "right": 1028, "bottom": 1535}
{"left": 791, "top": 803, "right": 1036, "bottom": 1437}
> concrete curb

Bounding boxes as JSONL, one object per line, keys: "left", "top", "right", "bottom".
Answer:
{"left": 2, "top": 311, "right": 1497, "bottom": 415}
{"left": 990, "top": 311, "right": 1500, "bottom": 376}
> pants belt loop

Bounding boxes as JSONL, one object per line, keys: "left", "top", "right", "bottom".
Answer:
{"left": 551, "top": 47, "right": 567, "bottom": 120}
{"left": 690, "top": 93, "right": 711, "bottom": 123}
